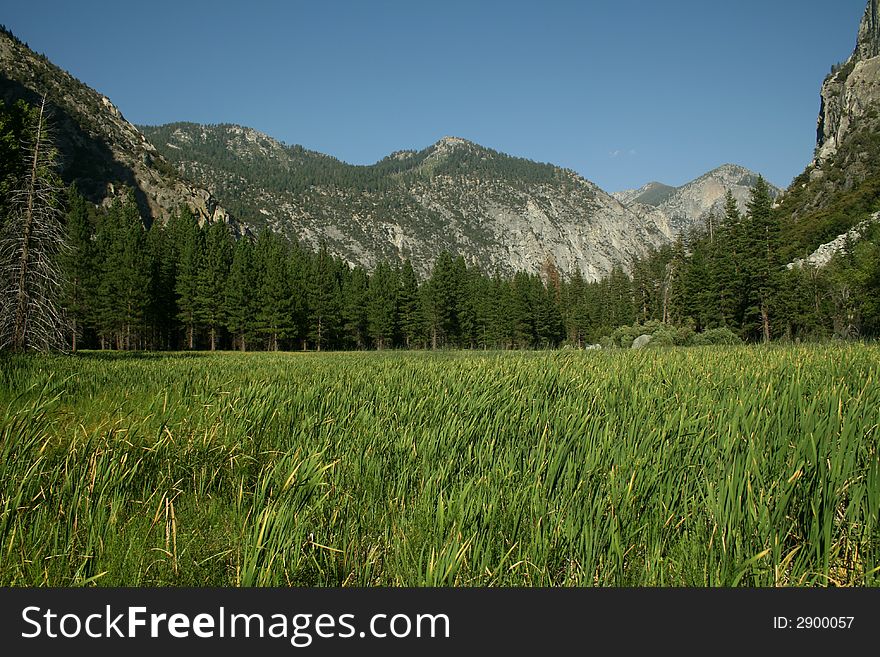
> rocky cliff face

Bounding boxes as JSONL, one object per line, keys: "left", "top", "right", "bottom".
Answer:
{"left": 144, "top": 123, "right": 674, "bottom": 280}
{"left": 775, "top": 0, "right": 880, "bottom": 258}
{"left": 855, "top": 0, "right": 880, "bottom": 60}
{"left": 615, "top": 164, "right": 780, "bottom": 235}
{"left": 815, "top": 0, "right": 880, "bottom": 165}
{"left": 0, "top": 28, "right": 237, "bottom": 230}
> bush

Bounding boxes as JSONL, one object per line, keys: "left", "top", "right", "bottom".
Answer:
{"left": 610, "top": 321, "right": 663, "bottom": 348}
{"left": 602, "top": 322, "right": 743, "bottom": 348}
{"left": 692, "top": 327, "right": 742, "bottom": 346}
{"left": 648, "top": 328, "right": 676, "bottom": 347}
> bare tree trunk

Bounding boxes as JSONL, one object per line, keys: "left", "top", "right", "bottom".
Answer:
{"left": 761, "top": 305, "right": 770, "bottom": 343}
{"left": 10, "top": 101, "right": 46, "bottom": 351}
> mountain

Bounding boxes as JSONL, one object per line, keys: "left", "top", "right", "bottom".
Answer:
{"left": 612, "top": 182, "right": 676, "bottom": 208}
{"left": 142, "top": 123, "right": 672, "bottom": 280}
{"left": 775, "top": 0, "right": 880, "bottom": 262}
{"left": 0, "top": 26, "right": 238, "bottom": 230}
{"left": 615, "top": 164, "right": 781, "bottom": 236}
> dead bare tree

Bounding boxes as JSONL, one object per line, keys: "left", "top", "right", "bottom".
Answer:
{"left": 0, "top": 95, "right": 69, "bottom": 352}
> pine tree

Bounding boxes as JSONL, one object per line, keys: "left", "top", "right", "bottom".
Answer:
{"left": 0, "top": 100, "right": 34, "bottom": 230}
{"left": 484, "top": 273, "right": 511, "bottom": 348}
{"left": 254, "top": 230, "right": 293, "bottom": 350}
{"left": 308, "top": 243, "right": 341, "bottom": 351}
{"left": 224, "top": 237, "right": 257, "bottom": 351}
{"left": 743, "top": 177, "right": 780, "bottom": 342}
{"left": 287, "top": 242, "right": 310, "bottom": 350}
{"left": 341, "top": 265, "right": 369, "bottom": 349}
{"left": 423, "top": 251, "right": 459, "bottom": 348}
{"left": 563, "top": 269, "right": 589, "bottom": 346}
{"left": 172, "top": 207, "right": 203, "bottom": 349}
{"left": 397, "top": 260, "right": 424, "bottom": 348}
{"left": 606, "top": 264, "right": 635, "bottom": 328}
{"left": 456, "top": 259, "right": 480, "bottom": 349}
{"left": 367, "top": 261, "right": 398, "bottom": 349}
{"left": 145, "top": 220, "right": 178, "bottom": 349}
{"left": 195, "top": 221, "right": 233, "bottom": 351}
{"left": 93, "top": 190, "right": 150, "bottom": 349}
{"left": 535, "top": 278, "right": 564, "bottom": 347}
{"left": 509, "top": 271, "right": 536, "bottom": 348}
{"left": 59, "top": 185, "right": 94, "bottom": 352}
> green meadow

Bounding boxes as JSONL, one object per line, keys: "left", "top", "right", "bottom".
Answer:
{"left": 0, "top": 345, "right": 878, "bottom": 586}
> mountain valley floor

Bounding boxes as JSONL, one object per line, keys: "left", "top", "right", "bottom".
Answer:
{"left": 0, "top": 345, "right": 877, "bottom": 586}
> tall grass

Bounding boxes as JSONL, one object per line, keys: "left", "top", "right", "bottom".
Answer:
{"left": 0, "top": 345, "right": 877, "bottom": 586}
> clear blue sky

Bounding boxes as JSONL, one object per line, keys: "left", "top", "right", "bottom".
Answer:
{"left": 2, "top": 0, "right": 869, "bottom": 191}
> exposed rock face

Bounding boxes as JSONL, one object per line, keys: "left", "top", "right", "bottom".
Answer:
{"left": 856, "top": 0, "right": 880, "bottom": 64}
{"left": 0, "top": 29, "right": 239, "bottom": 231}
{"left": 774, "top": 0, "right": 880, "bottom": 252}
{"left": 615, "top": 165, "right": 781, "bottom": 236}
{"left": 787, "top": 211, "right": 880, "bottom": 269}
{"left": 631, "top": 334, "right": 652, "bottom": 349}
{"left": 144, "top": 123, "right": 675, "bottom": 280}
{"left": 815, "top": 0, "right": 880, "bottom": 164}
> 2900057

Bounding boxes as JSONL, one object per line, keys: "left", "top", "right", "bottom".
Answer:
{"left": 796, "top": 617, "right": 854, "bottom": 629}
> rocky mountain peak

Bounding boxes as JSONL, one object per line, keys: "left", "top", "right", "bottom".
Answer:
{"left": 435, "top": 135, "right": 471, "bottom": 149}
{"left": 427, "top": 135, "right": 476, "bottom": 160}
{"left": 815, "top": 0, "right": 880, "bottom": 164}
{"left": 855, "top": 0, "right": 879, "bottom": 61}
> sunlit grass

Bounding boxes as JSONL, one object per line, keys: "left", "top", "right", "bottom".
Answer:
{"left": 0, "top": 345, "right": 877, "bottom": 586}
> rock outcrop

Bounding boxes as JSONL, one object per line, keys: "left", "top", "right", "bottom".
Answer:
{"left": 787, "top": 211, "right": 880, "bottom": 269}
{"left": 815, "top": 0, "right": 880, "bottom": 165}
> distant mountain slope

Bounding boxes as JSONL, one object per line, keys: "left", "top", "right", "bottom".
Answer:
{"left": 612, "top": 182, "right": 676, "bottom": 208}
{"left": 616, "top": 165, "right": 781, "bottom": 236}
{"left": 0, "top": 26, "right": 236, "bottom": 229}
{"left": 142, "top": 122, "right": 673, "bottom": 279}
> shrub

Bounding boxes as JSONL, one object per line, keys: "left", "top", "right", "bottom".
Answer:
{"left": 692, "top": 327, "right": 742, "bottom": 346}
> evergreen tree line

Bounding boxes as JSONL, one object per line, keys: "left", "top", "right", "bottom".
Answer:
{"left": 6, "top": 84, "right": 877, "bottom": 354}
{"left": 60, "top": 187, "right": 577, "bottom": 351}
{"left": 623, "top": 178, "right": 880, "bottom": 341}
{"left": 53, "top": 177, "right": 880, "bottom": 353}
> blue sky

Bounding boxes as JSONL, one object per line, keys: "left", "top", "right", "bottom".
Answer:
{"left": 2, "top": 0, "right": 869, "bottom": 191}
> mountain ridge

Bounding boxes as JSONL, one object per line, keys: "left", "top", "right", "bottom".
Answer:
{"left": 1, "top": 22, "right": 788, "bottom": 283}
{"left": 0, "top": 26, "right": 241, "bottom": 232}
{"left": 142, "top": 121, "right": 674, "bottom": 280}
